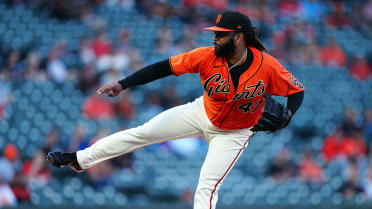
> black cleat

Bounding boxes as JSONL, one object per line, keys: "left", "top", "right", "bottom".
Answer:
{"left": 47, "top": 152, "right": 84, "bottom": 173}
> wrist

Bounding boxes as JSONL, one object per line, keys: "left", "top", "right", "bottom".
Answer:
{"left": 288, "top": 109, "right": 292, "bottom": 118}
{"left": 118, "top": 79, "right": 127, "bottom": 90}
{"left": 283, "top": 109, "right": 292, "bottom": 128}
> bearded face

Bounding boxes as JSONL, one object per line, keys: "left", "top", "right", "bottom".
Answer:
{"left": 214, "top": 34, "right": 236, "bottom": 57}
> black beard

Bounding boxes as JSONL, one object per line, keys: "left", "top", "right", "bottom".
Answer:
{"left": 214, "top": 37, "right": 236, "bottom": 57}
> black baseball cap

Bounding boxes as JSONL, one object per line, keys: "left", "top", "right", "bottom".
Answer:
{"left": 204, "top": 11, "right": 253, "bottom": 34}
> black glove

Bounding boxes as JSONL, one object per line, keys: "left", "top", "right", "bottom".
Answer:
{"left": 251, "top": 94, "right": 292, "bottom": 132}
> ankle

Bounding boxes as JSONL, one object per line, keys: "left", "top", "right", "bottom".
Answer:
{"left": 63, "top": 152, "right": 77, "bottom": 163}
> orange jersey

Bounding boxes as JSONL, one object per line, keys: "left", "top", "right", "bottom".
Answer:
{"left": 169, "top": 46, "right": 305, "bottom": 130}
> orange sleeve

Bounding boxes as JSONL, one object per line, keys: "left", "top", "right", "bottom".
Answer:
{"left": 266, "top": 55, "right": 305, "bottom": 96}
{"left": 169, "top": 47, "right": 209, "bottom": 76}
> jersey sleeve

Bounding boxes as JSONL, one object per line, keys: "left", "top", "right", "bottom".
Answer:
{"left": 266, "top": 56, "right": 305, "bottom": 97}
{"left": 169, "top": 47, "right": 209, "bottom": 76}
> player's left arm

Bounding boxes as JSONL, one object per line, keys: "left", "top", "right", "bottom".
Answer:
{"left": 286, "top": 90, "right": 304, "bottom": 118}
{"left": 271, "top": 67, "right": 305, "bottom": 122}
{"left": 251, "top": 91, "right": 304, "bottom": 132}
{"left": 282, "top": 90, "right": 304, "bottom": 129}
{"left": 252, "top": 55, "right": 305, "bottom": 132}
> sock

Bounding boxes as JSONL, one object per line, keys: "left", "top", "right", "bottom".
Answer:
{"left": 62, "top": 152, "right": 78, "bottom": 164}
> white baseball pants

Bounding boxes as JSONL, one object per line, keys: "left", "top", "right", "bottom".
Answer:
{"left": 76, "top": 96, "right": 254, "bottom": 209}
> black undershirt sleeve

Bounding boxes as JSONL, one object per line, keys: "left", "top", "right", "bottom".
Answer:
{"left": 118, "top": 57, "right": 304, "bottom": 116}
{"left": 287, "top": 91, "right": 304, "bottom": 115}
{"left": 118, "top": 59, "right": 173, "bottom": 90}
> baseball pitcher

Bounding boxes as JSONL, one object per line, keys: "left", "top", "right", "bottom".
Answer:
{"left": 47, "top": 11, "right": 305, "bottom": 209}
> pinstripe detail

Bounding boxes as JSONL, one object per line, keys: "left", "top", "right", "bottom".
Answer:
{"left": 208, "top": 132, "right": 255, "bottom": 209}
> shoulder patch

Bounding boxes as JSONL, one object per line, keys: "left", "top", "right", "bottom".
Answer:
{"left": 290, "top": 76, "right": 304, "bottom": 90}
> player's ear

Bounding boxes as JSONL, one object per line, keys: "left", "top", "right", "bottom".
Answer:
{"left": 234, "top": 33, "right": 242, "bottom": 44}
{"left": 233, "top": 33, "right": 238, "bottom": 44}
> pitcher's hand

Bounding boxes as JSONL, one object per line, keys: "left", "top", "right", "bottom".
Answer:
{"left": 97, "top": 82, "right": 123, "bottom": 97}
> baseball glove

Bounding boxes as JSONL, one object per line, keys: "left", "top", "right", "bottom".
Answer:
{"left": 251, "top": 94, "right": 292, "bottom": 132}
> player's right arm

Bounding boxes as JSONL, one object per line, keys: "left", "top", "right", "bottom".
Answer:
{"left": 97, "top": 59, "right": 173, "bottom": 97}
{"left": 97, "top": 47, "right": 209, "bottom": 97}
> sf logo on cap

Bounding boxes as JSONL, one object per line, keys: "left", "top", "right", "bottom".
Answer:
{"left": 216, "top": 14, "right": 222, "bottom": 24}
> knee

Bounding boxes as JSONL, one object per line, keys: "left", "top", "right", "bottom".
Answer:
{"left": 123, "top": 124, "right": 162, "bottom": 143}
{"left": 124, "top": 124, "right": 150, "bottom": 138}
{"left": 196, "top": 177, "right": 217, "bottom": 194}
